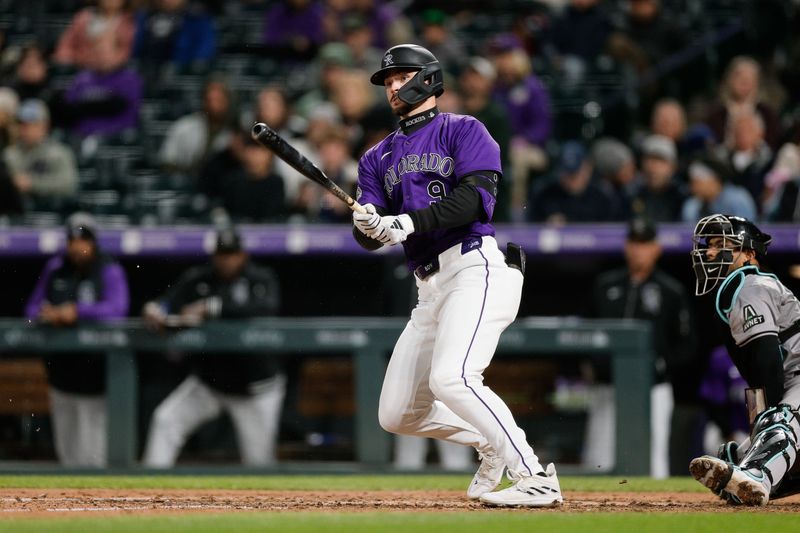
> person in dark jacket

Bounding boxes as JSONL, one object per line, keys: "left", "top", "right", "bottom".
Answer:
{"left": 24, "top": 212, "right": 130, "bottom": 467}
{"left": 142, "top": 227, "right": 285, "bottom": 466}
{"left": 584, "top": 217, "right": 698, "bottom": 477}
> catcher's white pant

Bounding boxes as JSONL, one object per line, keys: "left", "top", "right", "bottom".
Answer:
{"left": 378, "top": 236, "right": 543, "bottom": 477}
{"left": 143, "top": 373, "right": 286, "bottom": 467}
{"left": 48, "top": 387, "right": 107, "bottom": 467}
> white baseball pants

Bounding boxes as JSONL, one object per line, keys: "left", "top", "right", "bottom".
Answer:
{"left": 143, "top": 373, "right": 286, "bottom": 467}
{"left": 48, "top": 387, "right": 107, "bottom": 467}
{"left": 378, "top": 236, "right": 543, "bottom": 477}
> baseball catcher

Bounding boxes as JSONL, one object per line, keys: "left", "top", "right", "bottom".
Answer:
{"left": 689, "top": 213, "right": 800, "bottom": 505}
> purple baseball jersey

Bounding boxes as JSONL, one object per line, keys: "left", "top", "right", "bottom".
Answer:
{"left": 356, "top": 111, "right": 501, "bottom": 270}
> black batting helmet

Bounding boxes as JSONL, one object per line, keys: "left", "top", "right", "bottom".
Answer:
{"left": 370, "top": 44, "right": 444, "bottom": 106}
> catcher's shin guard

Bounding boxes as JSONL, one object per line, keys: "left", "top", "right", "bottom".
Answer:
{"left": 737, "top": 405, "right": 800, "bottom": 496}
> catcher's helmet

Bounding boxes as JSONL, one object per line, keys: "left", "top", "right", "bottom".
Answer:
{"left": 690, "top": 214, "right": 772, "bottom": 295}
{"left": 370, "top": 44, "right": 444, "bottom": 106}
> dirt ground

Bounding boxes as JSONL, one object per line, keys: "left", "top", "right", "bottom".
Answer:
{"left": 2, "top": 489, "right": 800, "bottom": 517}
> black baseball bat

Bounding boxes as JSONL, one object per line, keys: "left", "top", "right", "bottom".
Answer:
{"left": 251, "top": 122, "right": 367, "bottom": 214}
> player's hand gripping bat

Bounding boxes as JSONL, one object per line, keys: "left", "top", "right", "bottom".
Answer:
{"left": 251, "top": 122, "right": 367, "bottom": 214}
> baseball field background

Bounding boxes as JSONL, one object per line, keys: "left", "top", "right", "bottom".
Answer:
{"left": 1, "top": 474, "right": 797, "bottom": 531}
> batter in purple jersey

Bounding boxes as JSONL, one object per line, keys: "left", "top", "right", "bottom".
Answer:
{"left": 353, "top": 44, "right": 562, "bottom": 507}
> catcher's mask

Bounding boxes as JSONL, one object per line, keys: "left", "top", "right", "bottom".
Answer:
{"left": 690, "top": 213, "right": 772, "bottom": 295}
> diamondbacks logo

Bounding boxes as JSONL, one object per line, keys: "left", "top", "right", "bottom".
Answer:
{"left": 383, "top": 54, "right": 393, "bottom": 66}
{"left": 742, "top": 304, "right": 765, "bottom": 332}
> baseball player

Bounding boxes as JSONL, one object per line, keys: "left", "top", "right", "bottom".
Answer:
{"left": 142, "top": 228, "right": 285, "bottom": 467}
{"left": 24, "top": 212, "right": 130, "bottom": 467}
{"left": 352, "top": 44, "right": 562, "bottom": 507}
{"left": 688, "top": 214, "right": 800, "bottom": 505}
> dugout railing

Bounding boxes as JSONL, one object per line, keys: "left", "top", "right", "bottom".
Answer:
{"left": 0, "top": 317, "right": 652, "bottom": 475}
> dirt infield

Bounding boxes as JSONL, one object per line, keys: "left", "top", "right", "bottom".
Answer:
{"left": 2, "top": 488, "right": 800, "bottom": 516}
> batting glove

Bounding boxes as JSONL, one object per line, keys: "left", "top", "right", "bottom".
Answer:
{"left": 352, "top": 203, "right": 381, "bottom": 236}
{"left": 373, "top": 214, "right": 415, "bottom": 245}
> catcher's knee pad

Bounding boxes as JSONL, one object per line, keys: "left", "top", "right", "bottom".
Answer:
{"left": 738, "top": 405, "right": 800, "bottom": 493}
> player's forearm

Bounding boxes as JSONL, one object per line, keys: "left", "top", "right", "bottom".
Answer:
{"left": 76, "top": 264, "right": 129, "bottom": 320}
{"left": 407, "top": 183, "right": 485, "bottom": 233}
{"left": 739, "top": 334, "right": 785, "bottom": 406}
{"left": 215, "top": 295, "right": 279, "bottom": 318}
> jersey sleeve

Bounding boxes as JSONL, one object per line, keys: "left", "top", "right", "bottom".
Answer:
{"left": 452, "top": 118, "right": 502, "bottom": 220}
{"left": 356, "top": 148, "right": 389, "bottom": 212}
{"left": 729, "top": 280, "right": 780, "bottom": 346}
{"left": 452, "top": 118, "right": 502, "bottom": 177}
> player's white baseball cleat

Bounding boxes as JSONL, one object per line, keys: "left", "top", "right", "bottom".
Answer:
{"left": 467, "top": 451, "right": 505, "bottom": 499}
{"left": 479, "top": 463, "right": 563, "bottom": 507}
{"left": 689, "top": 456, "right": 769, "bottom": 506}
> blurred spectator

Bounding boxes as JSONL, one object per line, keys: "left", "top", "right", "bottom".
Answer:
{"left": 246, "top": 84, "right": 312, "bottom": 204}
{"left": 0, "top": 86, "right": 19, "bottom": 149}
{"left": 529, "top": 140, "right": 612, "bottom": 222}
{"left": 24, "top": 213, "right": 129, "bottom": 467}
{"left": 197, "top": 127, "right": 246, "bottom": 209}
{"left": 339, "top": 12, "right": 382, "bottom": 72}
{"left": 0, "top": 159, "right": 23, "bottom": 216}
{"left": 133, "top": 0, "right": 216, "bottom": 76}
{"left": 434, "top": 81, "right": 462, "bottom": 114}
{"left": 159, "top": 75, "right": 235, "bottom": 180}
{"left": 3, "top": 99, "right": 78, "bottom": 210}
{"left": 649, "top": 98, "right": 686, "bottom": 147}
{"left": 330, "top": 68, "right": 392, "bottom": 156}
{"left": 711, "top": 110, "right": 773, "bottom": 205}
{"left": 418, "top": 8, "right": 467, "bottom": 76}
{"left": 546, "top": 0, "right": 611, "bottom": 67}
{"left": 262, "top": 0, "right": 324, "bottom": 61}
{"left": 592, "top": 137, "right": 637, "bottom": 221}
{"left": 762, "top": 142, "right": 800, "bottom": 222}
{"left": 142, "top": 227, "right": 285, "bottom": 467}
{"left": 293, "top": 126, "right": 357, "bottom": 222}
{"left": 586, "top": 217, "right": 696, "bottom": 477}
{"left": 489, "top": 34, "right": 552, "bottom": 221}
{"left": 458, "top": 57, "right": 512, "bottom": 222}
{"left": 9, "top": 44, "right": 54, "bottom": 104}
{"left": 631, "top": 134, "right": 687, "bottom": 222}
{"left": 53, "top": 0, "right": 135, "bottom": 71}
{"left": 607, "top": 0, "right": 689, "bottom": 121}
{"left": 647, "top": 98, "right": 699, "bottom": 174}
{"left": 213, "top": 135, "right": 287, "bottom": 223}
{"left": 704, "top": 56, "right": 783, "bottom": 151}
{"left": 346, "top": 0, "right": 413, "bottom": 50}
{"left": 55, "top": 38, "right": 143, "bottom": 138}
{"left": 293, "top": 43, "right": 354, "bottom": 120}
{"left": 681, "top": 155, "right": 757, "bottom": 222}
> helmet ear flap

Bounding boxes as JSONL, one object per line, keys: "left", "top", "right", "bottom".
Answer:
{"left": 397, "top": 62, "right": 444, "bottom": 106}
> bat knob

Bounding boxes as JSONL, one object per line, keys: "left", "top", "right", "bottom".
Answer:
{"left": 252, "top": 122, "right": 268, "bottom": 139}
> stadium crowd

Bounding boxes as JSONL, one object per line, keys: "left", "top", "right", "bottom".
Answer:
{"left": 0, "top": 0, "right": 798, "bottom": 227}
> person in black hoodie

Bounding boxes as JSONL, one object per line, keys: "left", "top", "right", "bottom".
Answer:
{"left": 141, "top": 227, "right": 285, "bottom": 466}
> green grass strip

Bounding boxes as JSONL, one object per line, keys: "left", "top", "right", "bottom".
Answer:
{"left": 0, "top": 511, "right": 794, "bottom": 533}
